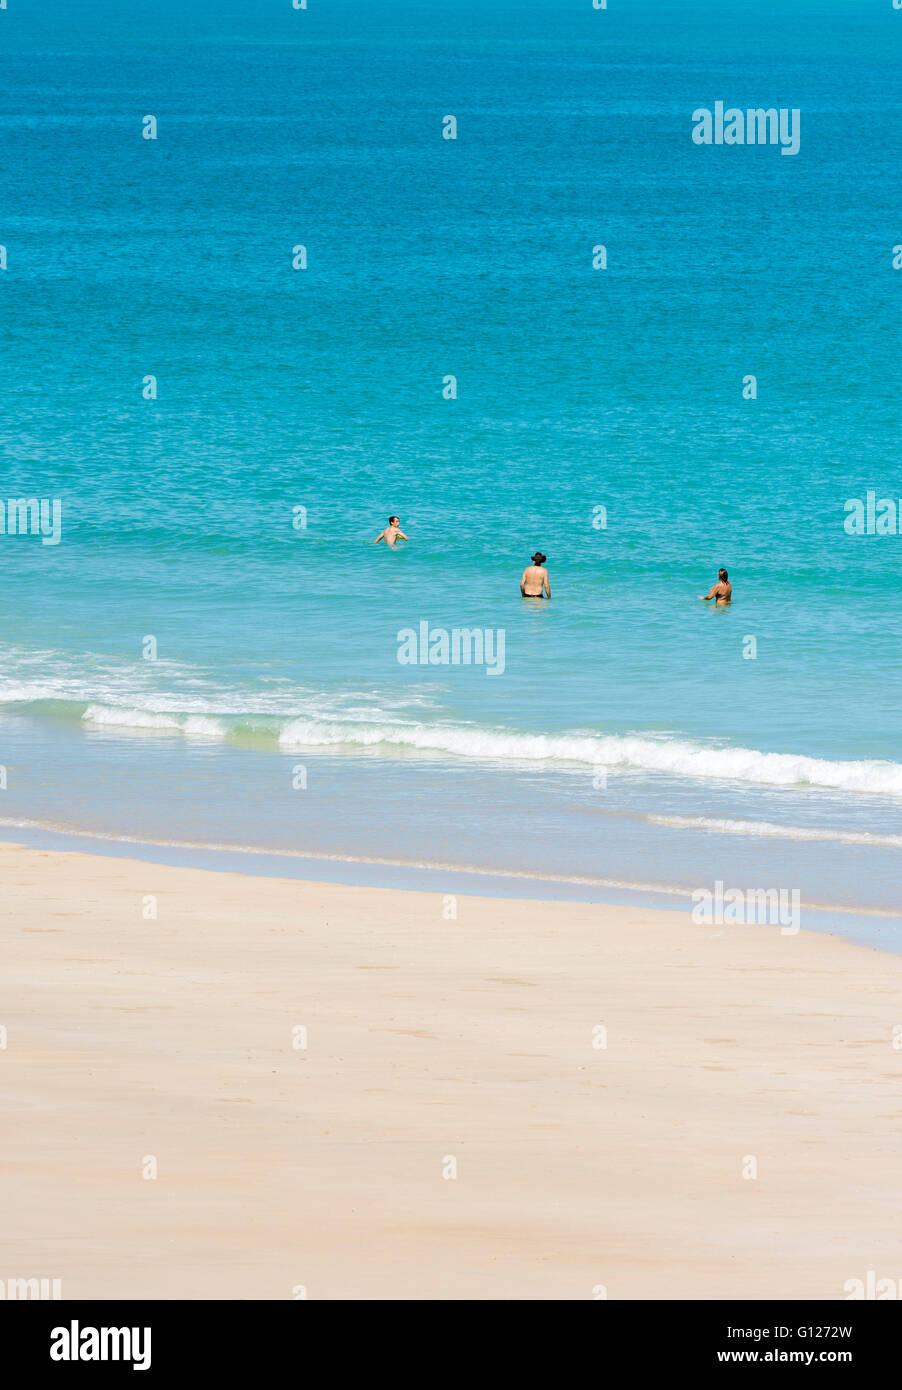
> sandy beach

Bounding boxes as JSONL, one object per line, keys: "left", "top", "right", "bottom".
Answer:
{"left": 2, "top": 839, "right": 900, "bottom": 1301}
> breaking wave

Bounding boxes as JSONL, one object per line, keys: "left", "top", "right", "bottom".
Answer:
{"left": 67, "top": 704, "right": 902, "bottom": 796}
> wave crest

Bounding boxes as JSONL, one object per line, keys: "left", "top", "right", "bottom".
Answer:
{"left": 1, "top": 700, "right": 894, "bottom": 797}
{"left": 83, "top": 704, "right": 228, "bottom": 737}
{"left": 278, "top": 719, "right": 902, "bottom": 795}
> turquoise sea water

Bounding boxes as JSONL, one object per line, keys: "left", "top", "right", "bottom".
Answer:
{"left": 1, "top": 1, "right": 901, "bottom": 928}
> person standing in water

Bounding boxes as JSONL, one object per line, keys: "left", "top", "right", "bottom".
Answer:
{"left": 521, "top": 551, "right": 551, "bottom": 599}
{"left": 374, "top": 515, "right": 409, "bottom": 547}
{"left": 700, "top": 568, "right": 732, "bottom": 604}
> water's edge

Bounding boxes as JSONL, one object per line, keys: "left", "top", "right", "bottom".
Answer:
{"left": 6, "top": 820, "right": 901, "bottom": 955}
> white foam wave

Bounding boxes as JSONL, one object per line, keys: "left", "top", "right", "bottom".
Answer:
{"left": 277, "top": 719, "right": 902, "bottom": 796}
{"left": 647, "top": 815, "right": 902, "bottom": 848}
{"left": 82, "top": 705, "right": 228, "bottom": 737}
{"left": 0, "top": 645, "right": 440, "bottom": 721}
{"left": 6, "top": 684, "right": 902, "bottom": 798}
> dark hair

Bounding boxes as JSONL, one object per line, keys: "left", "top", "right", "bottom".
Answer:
{"left": 718, "top": 568, "right": 728, "bottom": 581}
{"left": 532, "top": 551, "right": 547, "bottom": 565}
{"left": 389, "top": 515, "right": 400, "bottom": 524}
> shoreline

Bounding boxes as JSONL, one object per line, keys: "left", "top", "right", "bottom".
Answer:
{"left": 4, "top": 840, "right": 902, "bottom": 1299}
{"left": 4, "top": 818, "right": 902, "bottom": 951}
{"left": 4, "top": 713, "right": 902, "bottom": 939}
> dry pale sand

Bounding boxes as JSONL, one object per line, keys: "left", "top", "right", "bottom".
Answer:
{"left": 2, "top": 840, "right": 901, "bottom": 1300}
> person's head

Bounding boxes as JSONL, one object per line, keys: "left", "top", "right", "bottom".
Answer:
{"left": 389, "top": 515, "right": 400, "bottom": 526}
{"left": 718, "top": 568, "right": 728, "bottom": 582}
{"left": 532, "top": 551, "right": 547, "bottom": 566}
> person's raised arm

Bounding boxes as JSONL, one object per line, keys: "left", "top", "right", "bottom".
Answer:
{"left": 699, "top": 585, "right": 718, "bottom": 600}
{"left": 397, "top": 529, "right": 409, "bottom": 540}
{"left": 374, "top": 531, "right": 385, "bottom": 544}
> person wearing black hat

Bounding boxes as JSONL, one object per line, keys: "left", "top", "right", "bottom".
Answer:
{"left": 520, "top": 551, "right": 550, "bottom": 599}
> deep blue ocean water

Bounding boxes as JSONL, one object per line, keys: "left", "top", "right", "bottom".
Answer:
{"left": 1, "top": 0, "right": 901, "bottom": 927}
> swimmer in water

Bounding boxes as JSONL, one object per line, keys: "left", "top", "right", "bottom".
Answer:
{"left": 700, "top": 568, "right": 732, "bottom": 605}
{"left": 521, "top": 551, "right": 551, "bottom": 599}
{"left": 374, "top": 515, "right": 409, "bottom": 547}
